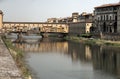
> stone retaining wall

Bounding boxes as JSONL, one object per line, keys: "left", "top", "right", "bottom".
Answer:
{"left": 102, "top": 33, "right": 120, "bottom": 41}
{"left": 0, "top": 37, "right": 23, "bottom": 79}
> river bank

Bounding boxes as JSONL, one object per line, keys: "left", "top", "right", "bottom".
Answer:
{"left": 65, "top": 36, "right": 120, "bottom": 47}
{"left": 2, "top": 36, "right": 32, "bottom": 79}
{"left": 0, "top": 36, "right": 24, "bottom": 79}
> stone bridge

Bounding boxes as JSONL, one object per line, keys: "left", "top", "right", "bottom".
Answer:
{"left": 2, "top": 22, "right": 69, "bottom": 34}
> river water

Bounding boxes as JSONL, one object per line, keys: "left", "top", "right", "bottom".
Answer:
{"left": 13, "top": 38, "right": 120, "bottom": 79}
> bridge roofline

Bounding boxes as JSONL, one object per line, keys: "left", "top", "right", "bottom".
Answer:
{"left": 3, "top": 21, "right": 68, "bottom": 24}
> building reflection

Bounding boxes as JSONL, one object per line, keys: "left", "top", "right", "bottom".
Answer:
{"left": 14, "top": 39, "right": 120, "bottom": 77}
{"left": 91, "top": 45, "right": 120, "bottom": 77}
{"left": 14, "top": 38, "right": 92, "bottom": 62}
{"left": 14, "top": 41, "right": 68, "bottom": 54}
{"left": 68, "top": 41, "right": 92, "bottom": 62}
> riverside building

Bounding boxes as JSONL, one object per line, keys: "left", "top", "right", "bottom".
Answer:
{"left": 94, "top": 2, "right": 120, "bottom": 40}
{"left": 68, "top": 12, "right": 93, "bottom": 36}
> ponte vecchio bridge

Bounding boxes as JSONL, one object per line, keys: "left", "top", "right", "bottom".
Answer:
{"left": 2, "top": 22, "right": 69, "bottom": 34}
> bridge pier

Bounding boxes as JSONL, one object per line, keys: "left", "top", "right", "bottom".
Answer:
{"left": 40, "top": 32, "right": 68, "bottom": 38}
{"left": 14, "top": 32, "right": 25, "bottom": 43}
{"left": 40, "top": 33, "right": 48, "bottom": 38}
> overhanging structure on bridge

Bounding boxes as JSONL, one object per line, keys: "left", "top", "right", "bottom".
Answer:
{"left": 3, "top": 22, "right": 69, "bottom": 33}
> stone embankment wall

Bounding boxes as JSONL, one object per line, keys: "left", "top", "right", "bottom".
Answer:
{"left": 101, "top": 33, "right": 120, "bottom": 41}
{"left": 0, "top": 37, "right": 23, "bottom": 79}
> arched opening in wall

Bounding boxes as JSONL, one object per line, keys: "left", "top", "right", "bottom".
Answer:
{"left": 39, "top": 27, "right": 41, "bottom": 32}
{"left": 90, "top": 26, "right": 95, "bottom": 33}
{"left": 115, "top": 15, "right": 117, "bottom": 21}
{"left": 110, "top": 27, "right": 112, "bottom": 33}
{"left": 106, "top": 26, "right": 108, "bottom": 32}
{"left": 103, "top": 22, "right": 106, "bottom": 32}
{"left": 14, "top": 26, "right": 17, "bottom": 31}
{"left": 113, "top": 22, "right": 117, "bottom": 33}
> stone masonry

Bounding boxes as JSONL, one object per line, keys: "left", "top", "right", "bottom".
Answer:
{"left": 0, "top": 37, "right": 23, "bottom": 79}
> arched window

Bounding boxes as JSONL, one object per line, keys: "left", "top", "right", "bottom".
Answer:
{"left": 103, "top": 22, "right": 106, "bottom": 32}
{"left": 101, "top": 15, "right": 103, "bottom": 21}
{"left": 104, "top": 15, "right": 105, "bottom": 20}
{"left": 110, "top": 16, "right": 112, "bottom": 20}
{"left": 115, "top": 15, "right": 117, "bottom": 20}
{"left": 106, "top": 15, "right": 108, "bottom": 20}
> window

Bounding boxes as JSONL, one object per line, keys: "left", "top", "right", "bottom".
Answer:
{"left": 104, "top": 15, "right": 105, "bottom": 20}
{"left": 115, "top": 15, "right": 117, "bottom": 20}
{"left": 110, "top": 16, "right": 112, "bottom": 20}
{"left": 98, "top": 17, "right": 100, "bottom": 21}
{"left": 114, "top": 7, "right": 117, "bottom": 10}
{"left": 103, "top": 22, "right": 106, "bottom": 32}
{"left": 106, "top": 15, "right": 108, "bottom": 20}
{"left": 101, "top": 15, "right": 103, "bottom": 21}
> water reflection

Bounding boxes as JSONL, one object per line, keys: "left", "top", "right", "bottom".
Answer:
{"left": 14, "top": 38, "right": 68, "bottom": 53}
{"left": 13, "top": 38, "right": 120, "bottom": 79}
{"left": 68, "top": 41, "right": 92, "bottom": 62}
{"left": 91, "top": 45, "right": 120, "bottom": 76}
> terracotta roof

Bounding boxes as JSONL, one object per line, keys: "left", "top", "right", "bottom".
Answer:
{"left": 95, "top": 2, "right": 120, "bottom": 9}
{"left": 0, "top": 10, "right": 3, "bottom": 14}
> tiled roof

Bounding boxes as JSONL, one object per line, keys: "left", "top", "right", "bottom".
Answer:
{"left": 95, "top": 2, "right": 120, "bottom": 9}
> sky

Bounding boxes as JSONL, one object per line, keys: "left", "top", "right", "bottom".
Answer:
{"left": 0, "top": 0, "right": 119, "bottom": 22}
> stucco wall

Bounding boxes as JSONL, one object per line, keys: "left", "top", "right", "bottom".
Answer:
{"left": 69, "top": 22, "right": 92, "bottom": 36}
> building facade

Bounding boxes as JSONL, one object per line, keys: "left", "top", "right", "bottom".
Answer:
{"left": 69, "top": 22, "right": 92, "bottom": 36}
{"left": 94, "top": 3, "right": 120, "bottom": 34}
{"left": 0, "top": 10, "right": 3, "bottom": 30}
{"left": 47, "top": 12, "right": 79, "bottom": 23}
{"left": 78, "top": 12, "right": 94, "bottom": 22}
{"left": 68, "top": 12, "right": 93, "bottom": 36}
{"left": 72, "top": 12, "right": 79, "bottom": 22}
{"left": 47, "top": 18, "right": 59, "bottom": 23}
{"left": 47, "top": 12, "right": 94, "bottom": 24}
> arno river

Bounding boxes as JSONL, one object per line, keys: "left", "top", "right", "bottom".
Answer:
{"left": 12, "top": 37, "right": 120, "bottom": 79}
